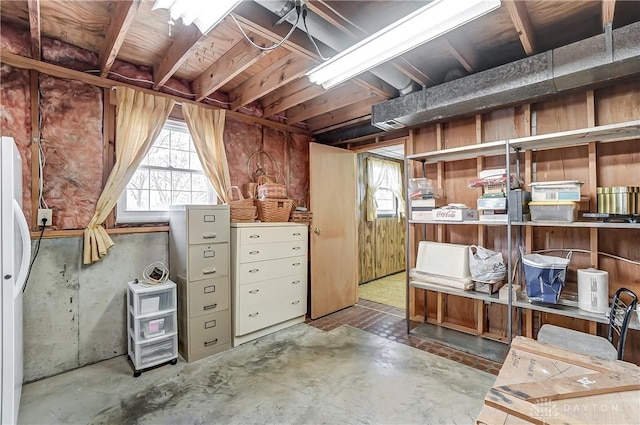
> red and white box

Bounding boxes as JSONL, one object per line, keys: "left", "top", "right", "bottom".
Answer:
{"left": 432, "top": 208, "right": 479, "bottom": 222}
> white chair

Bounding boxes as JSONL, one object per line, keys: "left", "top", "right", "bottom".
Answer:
{"left": 537, "top": 287, "right": 638, "bottom": 361}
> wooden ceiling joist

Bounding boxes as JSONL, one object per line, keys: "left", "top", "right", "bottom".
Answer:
{"left": 307, "top": 0, "right": 366, "bottom": 38}
{"left": 153, "top": 26, "right": 208, "bottom": 89}
{"left": 192, "top": 36, "right": 267, "bottom": 102}
{"left": 444, "top": 35, "right": 479, "bottom": 73}
{"left": 0, "top": 51, "right": 312, "bottom": 136}
{"left": 27, "top": 0, "right": 41, "bottom": 60}
{"left": 602, "top": 0, "right": 616, "bottom": 29}
{"left": 98, "top": 0, "right": 140, "bottom": 78}
{"left": 229, "top": 53, "right": 315, "bottom": 111}
{"left": 391, "top": 59, "right": 433, "bottom": 87}
{"left": 307, "top": 95, "right": 380, "bottom": 132}
{"left": 233, "top": 1, "right": 395, "bottom": 102}
{"left": 261, "top": 78, "right": 326, "bottom": 118}
{"left": 504, "top": 0, "right": 537, "bottom": 55}
{"left": 286, "top": 82, "right": 375, "bottom": 124}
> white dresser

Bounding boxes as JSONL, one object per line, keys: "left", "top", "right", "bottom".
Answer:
{"left": 169, "top": 205, "right": 231, "bottom": 362}
{"left": 231, "top": 222, "right": 308, "bottom": 346}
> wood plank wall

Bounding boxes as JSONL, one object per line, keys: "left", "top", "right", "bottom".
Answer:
{"left": 406, "top": 78, "right": 640, "bottom": 362}
{"left": 357, "top": 152, "right": 406, "bottom": 284}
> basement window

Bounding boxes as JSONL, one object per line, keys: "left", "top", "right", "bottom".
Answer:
{"left": 374, "top": 171, "right": 398, "bottom": 217}
{"left": 116, "top": 121, "right": 217, "bottom": 223}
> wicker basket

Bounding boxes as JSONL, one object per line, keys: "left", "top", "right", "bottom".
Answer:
{"left": 257, "top": 175, "right": 287, "bottom": 200}
{"left": 290, "top": 211, "right": 313, "bottom": 224}
{"left": 256, "top": 198, "right": 294, "bottom": 222}
{"left": 227, "top": 186, "right": 254, "bottom": 208}
{"left": 230, "top": 205, "right": 257, "bottom": 223}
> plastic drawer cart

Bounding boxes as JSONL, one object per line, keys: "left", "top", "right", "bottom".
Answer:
{"left": 126, "top": 279, "right": 178, "bottom": 377}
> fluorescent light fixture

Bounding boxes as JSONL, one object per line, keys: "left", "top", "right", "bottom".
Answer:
{"left": 307, "top": 0, "right": 501, "bottom": 89}
{"left": 152, "top": 0, "right": 242, "bottom": 35}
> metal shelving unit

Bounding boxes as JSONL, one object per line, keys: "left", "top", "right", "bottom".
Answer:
{"left": 404, "top": 119, "right": 640, "bottom": 351}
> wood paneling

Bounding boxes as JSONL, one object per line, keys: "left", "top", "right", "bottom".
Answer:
{"left": 357, "top": 153, "right": 405, "bottom": 284}
{"left": 595, "top": 79, "right": 640, "bottom": 125}
{"left": 534, "top": 91, "right": 588, "bottom": 134}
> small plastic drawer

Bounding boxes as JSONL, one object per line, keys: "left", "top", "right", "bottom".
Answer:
{"left": 130, "top": 310, "right": 176, "bottom": 341}
{"left": 130, "top": 288, "right": 175, "bottom": 315}
{"left": 529, "top": 201, "right": 578, "bottom": 222}
{"left": 130, "top": 334, "right": 177, "bottom": 369}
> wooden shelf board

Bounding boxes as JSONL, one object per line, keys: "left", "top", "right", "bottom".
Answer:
{"left": 409, "top": 220, "right": 507, "bottom": 226}
{"left": 406, "top": 139, "right": 505, "bottom": 163}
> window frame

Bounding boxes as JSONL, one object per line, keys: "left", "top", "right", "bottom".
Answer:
{"left": 373, "top": 164, "right": 398, "bottom": 218}
{"left": 116, "top": 120, "right": 216, "bottom": 224}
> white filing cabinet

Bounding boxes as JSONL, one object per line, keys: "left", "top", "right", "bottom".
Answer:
{"left": 169, "top": 205, "right": 231, "bottom": 362}
{"left": 126, "top": 280, "right": 178, "bottom": 377}
{"left": 231, "top": 222, "right": 308, "bottom": 346}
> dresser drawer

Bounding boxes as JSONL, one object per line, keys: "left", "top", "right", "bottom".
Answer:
{"left": 236, "top": 293, "right": 306, "bottom": 336}
{"left": 188, "top": 243, "right": 229, "bottom": 281}
{"left": 188, "top": 209, "right": 230, "bottom": 244}
{"left": 188, "top": 277, "right": 229, "bottom": 318}
{"left": 237, "top": 226, "right": 306, "bottom": 245}
{"left": 237, "top": 256, "right": 306, "bottom": 284}
{"left": 189, "top": 311, "right": 231, "bottom": 353}
{"left": 237, "top": 274, "right": 306, "bottom": 308}
{"left": 239, "top": 240, "right": 307, "bottom": 264}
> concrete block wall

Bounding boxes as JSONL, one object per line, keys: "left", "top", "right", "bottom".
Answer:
{"left": 23, "top": 232, "right": 168, "bottom": 382}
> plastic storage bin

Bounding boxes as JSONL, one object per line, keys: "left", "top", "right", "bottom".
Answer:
{"left": 530, "top": 181, "right": 583, "bottom": 201}
{"left": 521, "top": 248, "right": 572, "bottom": 304}
{"left": 529, "top": 201, "right": 578, "bottom": 222}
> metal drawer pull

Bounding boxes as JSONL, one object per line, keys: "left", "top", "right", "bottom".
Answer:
{"left": 249, "top": 234, "right": 260, "bottom": 239}
{"left": 291, "top": 280, "right": 301, "bottom": 284}
{"left": 292, "top": 262, "right": 301, "bottom": 266}
{"left": 291, "top": 300, "right": 300, "bottom": 305}
{"left": 249, "top": 269, "right": 259, "bottom": 273}
{"left": 202, "top": 232, "right": 217, "bottom": 239}
{"left": 204, "top": 215, "right": 216, "bottom": 222}
{"left": 203, "top": 304, "right": 218, "bottom": 311}
{"left": 204, "top": 285, "right": 216, "bottom": 294}
{"left": 249, "top": 289, "right": 259, "bottom": 294}
{"left": 204, "top": 339, "right": 218, "bottom": 347}
{"left": 204, "top": 320, "right": 217, "bottom": 329}
{"left": 203, "top": 250, "right": 216, "bottom": 258}
{"left": 292, "top": 246, "right": 301, "bottom": 250}
{"left": 249, "top": 312, "right": 259, "bottom": 317}
{"left": 203, "top": 268, "right": 217, "bottom": 275}
{"left": 249, "top": 250, "right": 260, "bottom": 255}
{"left": 293, "top": 232, "right": 301, "bottom": 236}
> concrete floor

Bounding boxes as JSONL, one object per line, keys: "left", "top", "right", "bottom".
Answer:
{"left": 19, "top": 324, "right": 496, "bottom": 425}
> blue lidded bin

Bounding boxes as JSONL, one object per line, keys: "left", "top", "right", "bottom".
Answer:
{"left": 520, "top": 248, "right": 572, "bottom": 304}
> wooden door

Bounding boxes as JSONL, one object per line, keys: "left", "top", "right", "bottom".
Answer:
{"left": 309, "top": 142, "right": 358, "bottom": 319}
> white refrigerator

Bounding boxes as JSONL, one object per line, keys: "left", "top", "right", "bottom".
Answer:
{"left": 1, "top": 137, "right": 31, "bottom": 425}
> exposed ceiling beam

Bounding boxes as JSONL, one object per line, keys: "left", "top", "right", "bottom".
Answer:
{"left": 307, "top": 0, "right": 366, "bottom": 38}
{"left": 0, "top": 51, "right": 312, "bottom": 136}
{"left": 98, "top": 0, "right": 140, "bottom": 78}
{"left": 443, "top": 35, "right": 479, "bottom": 73}
{"left": 504, "top": 0, "right": 537, "bottom": 55}
{"left": 287, "top": 82, "right": 376, "bottom": 124}
{"left": 312, "top": 114, "right": 371, "bottom": 135}
{"left": 261, "top": 77, "right": 326, "bottom": 118}
{"left": 153, "top": 26, "right": 208, "bottom": 89}
{"left": 391, "top": 58, "right": 433, "bottom": 87}
{"left": 602, "top": 0, "right": 616, "bottom": 29}
{"left": 27, "top": 0, "right": 41, "bottom": 60}
{"left": 228, "top": 53, "right": 316, "bottom": 111}
{"left": 307, "top": 95, "right": 380, "bottom": 133}
{"left": 192, "top": 35, "right": 267, "bottom": 102}
{"left": 233, "top": 1, "right": 394, "bottom": 100}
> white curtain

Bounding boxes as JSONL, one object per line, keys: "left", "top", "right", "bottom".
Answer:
{"left": 83, "top": 87, "right": 175, "bottom": 264}
{"left": 366, "top": 157, "right": 405, "bottom": 221}
{"left": 388, "top": 160, "right": 405, "bottom": 219}
{"left": 366, "top": 158, "right": 387, "bottom": 221}
{"left": 182, "top": 104, "right": 232, "bottom": 203}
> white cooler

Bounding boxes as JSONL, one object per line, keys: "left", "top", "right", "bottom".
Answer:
{"left": 416, "top": 241, "right": 470, "bottom": 279}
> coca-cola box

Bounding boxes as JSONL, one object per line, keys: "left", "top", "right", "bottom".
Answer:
{"left": 432, "top": 208, "right": 479, "bottom": 221}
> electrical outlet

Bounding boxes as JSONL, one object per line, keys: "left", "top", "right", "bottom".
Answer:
{"left": 37, "top": 209, "right": 52, "bottom": 226}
